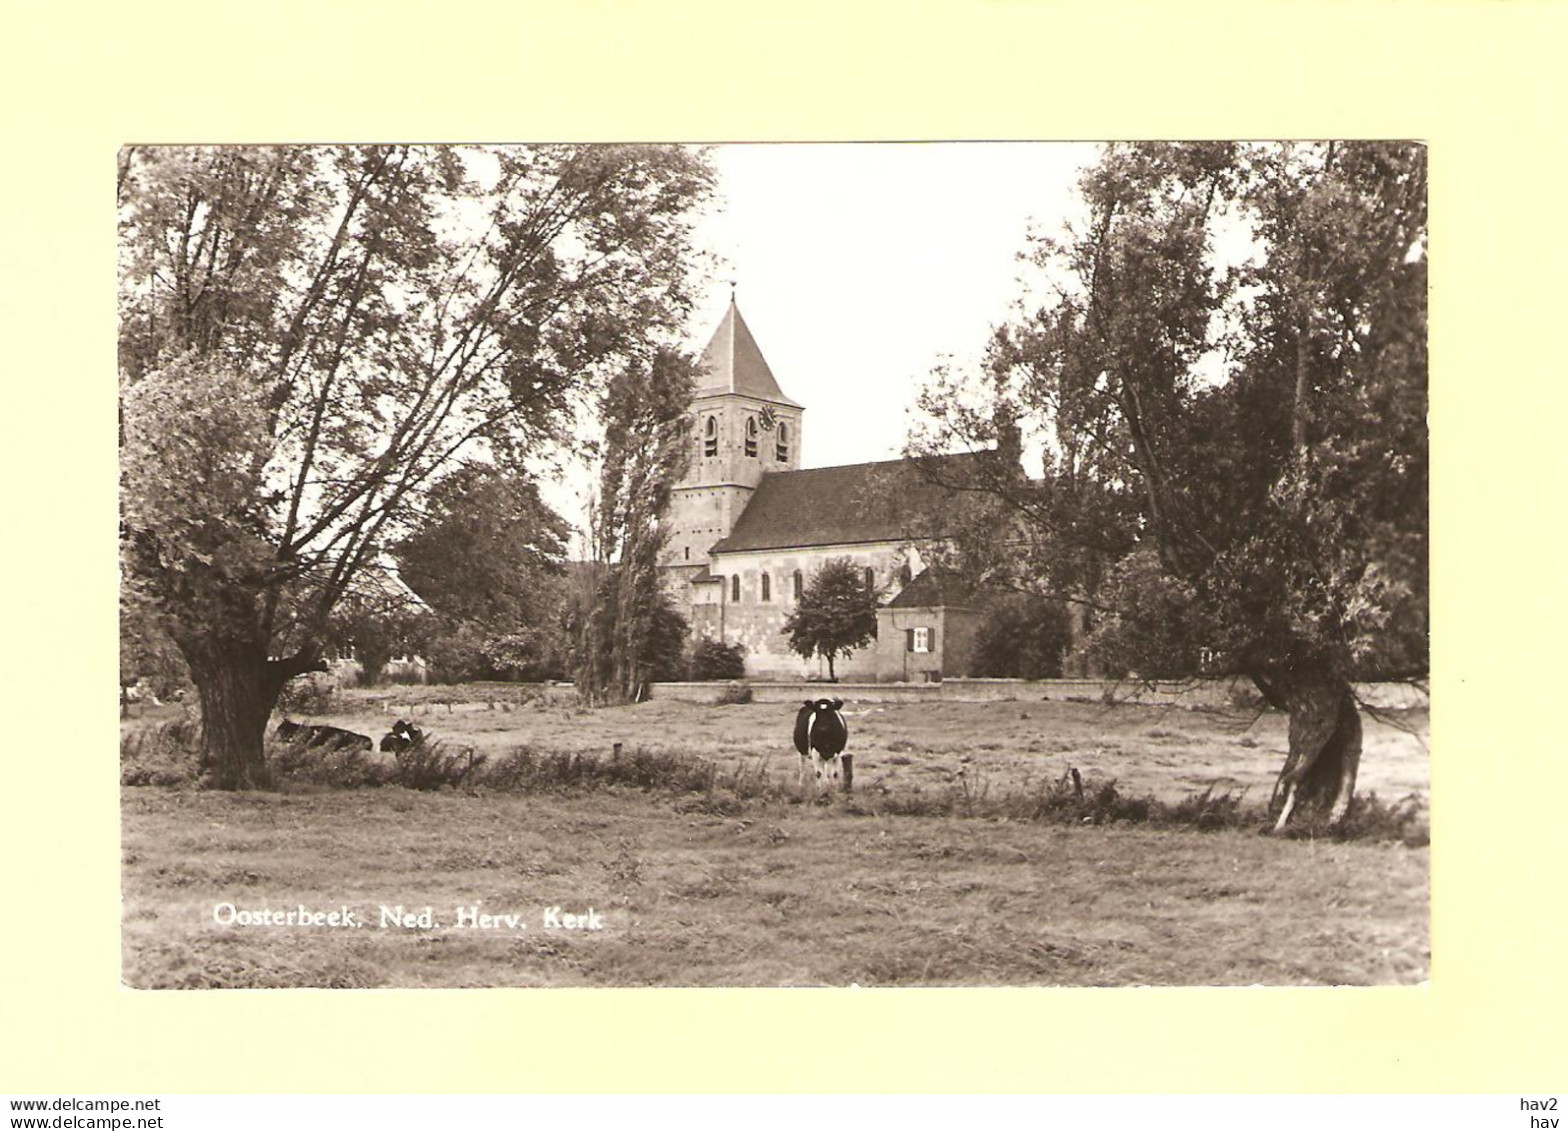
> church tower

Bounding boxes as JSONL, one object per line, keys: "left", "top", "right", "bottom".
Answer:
{"left": 661, "top": 299, "right": 803, "bottom": 587}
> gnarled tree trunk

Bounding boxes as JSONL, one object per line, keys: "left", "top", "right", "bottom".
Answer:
{"left": 174, "top": 632, "right": 325, "bottom": 791}
{"left": 1255, "top": 661, "right": 1362, "bottom": 831}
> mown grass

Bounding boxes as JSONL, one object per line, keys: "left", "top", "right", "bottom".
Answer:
{"left": 121, "top": 714, "right": 1427, "bottom": 844}
{"left": 120, "top": 694, "right": 1429, "bottom": 987}
{"left": 125, "top": 692, "right": 1430, "bottom": 807}
{"left": 121, "top": 785, "right": 1429, "bottom": 988}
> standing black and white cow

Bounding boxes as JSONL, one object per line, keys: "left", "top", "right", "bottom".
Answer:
{"left": 793, "top": 698, "right": 851, "bottom": 794}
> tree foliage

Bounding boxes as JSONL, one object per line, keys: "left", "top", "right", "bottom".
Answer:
{"left": 395, "top": 466, "right": 571, "bottom": 681}
{"left": 574, "top": 348, "right": 697, "bottom": 703}
{"left": 120, "top": 601, "right": 191, "bottom": 700}
{"left": 572, "top": 575, "right": 690, "bottom": 693}
{"left": 781, "top": 558, "right": 879, "bottom": 680}
{"left": 911, "top": 142, "right": 1426, "bottom": 827}
{"left": 118, "top": 144, "right": 713, "bottom": 786}
{"left": 971, "top": 593, "right": 1073, "bottom": 680}
{"left": 323, "top": 596, "right": 429, "bottom": 686}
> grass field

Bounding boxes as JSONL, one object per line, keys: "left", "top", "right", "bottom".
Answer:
{"left": 121, "top": 694, "right": 1429, "bottom": 988}
{"left": 298, "top": 691, "right": 1431, "bottom": 808}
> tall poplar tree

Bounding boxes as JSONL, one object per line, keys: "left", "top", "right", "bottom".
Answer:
{"left": 575, "top": 348, "right": 695, "bottom": 703}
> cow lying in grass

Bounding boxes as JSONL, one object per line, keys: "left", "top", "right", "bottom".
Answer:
{"left": 794, "top": 698, "right": 852, "bottom": 795}
{"left": 276, "top": 718, "right": 374, "bottom": 751}
{"left": 379, "top": 719, "right": 426, "bottom": 753}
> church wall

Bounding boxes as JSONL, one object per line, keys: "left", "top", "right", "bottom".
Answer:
{"left": 704, "top": 541, "right": 921, "bottom": 680}
{"left": 663, "top": 484, "right": 754, "bottom": 568}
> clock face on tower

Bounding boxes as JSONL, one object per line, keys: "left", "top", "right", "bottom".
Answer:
{"left": 759, "top": 405, "right": 777, "bottom": 431}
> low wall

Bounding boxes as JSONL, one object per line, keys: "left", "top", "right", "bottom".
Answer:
{"left": 347, "top": 682, "right": 580, "bottom": 715}
{"left": 646, "top": 677, "right": 1430, "bottom": 711}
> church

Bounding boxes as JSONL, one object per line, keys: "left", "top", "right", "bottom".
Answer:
{"left": 658, "top": 300, "right": 994, "bottom": 682}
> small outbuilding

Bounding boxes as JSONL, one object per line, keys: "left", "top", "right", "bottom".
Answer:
{"left": 873, "top": 569, "right": 982, "bottom": 683}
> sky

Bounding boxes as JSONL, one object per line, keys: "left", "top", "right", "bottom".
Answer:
{"left": 690, "top": 142, "right": 1101, "bottom": 469}
{"left": 550, "top": 142, "right": 1104, "bottom": 540}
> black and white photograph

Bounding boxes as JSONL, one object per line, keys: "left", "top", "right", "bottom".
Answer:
{"left": 116, "top": 140, "right": 1429, "bottom": 990}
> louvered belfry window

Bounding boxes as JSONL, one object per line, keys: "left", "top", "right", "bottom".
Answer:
{"left": 704, "top": 416, "right": 718, "bottom": 457}
{"left": 745, "top": 416, "right": 758, "bottom": 458}
{"left": 776, "top": 422, "right": 789, "bottom": 462}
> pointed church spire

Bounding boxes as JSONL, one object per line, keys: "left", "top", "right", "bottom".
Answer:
{"left": 695, "top": 299, "right": 802, "bottom": 408}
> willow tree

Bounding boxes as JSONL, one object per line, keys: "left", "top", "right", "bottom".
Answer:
{"left": 119, "top": 144, "right": 713, "bottom": 787}
{"left": 912, "top": 142, "right": 1427, "bottom": 829}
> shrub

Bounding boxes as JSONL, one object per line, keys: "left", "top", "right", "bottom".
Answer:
{"left": 388, "top": 742, "right": 487, "bottom": 791}
{"left": 120, "top": 715, "right": 201, "bottom": 786}
{"left": 476, "top": 743, "right": 757, "bottom": 798}
{"left": 1278, "top": 791, "right": 1429, "bottom": 846}
{"left": 1167, "top": 785, "right": 1248, "bottom": 830}
{"left": 689, "top": 637, "right": 746, "bottom": 681}
{"left": 714, "top": 680, "right": 753, "bottom": 705}
{"left": 268, "top": 735, "right": 383, "bottom": 789}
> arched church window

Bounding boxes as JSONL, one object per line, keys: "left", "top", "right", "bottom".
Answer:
{"left": 793, "top": 570, "right": 803, "bottom": 600}
{"left": 731, "top": 574, "right": 740, "bottom": 602}
{"left": 744, "top": 416, "right": 759, "bottom": 458}
{"left": 761, "top": 572, "right": 771, "bottom": 602}
{"left": 704, "top": 416, "right": 718, "bottom": 457}
{"left": 864, "top": 566, "right": 875, "bottom": 592}
{"left": 776, "top": 421, "right": 789, "bottom": 462}
{"left": 899, "top": 562, "right": 912, "bottom": 585}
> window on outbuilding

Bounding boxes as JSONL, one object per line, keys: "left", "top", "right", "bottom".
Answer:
{"left": 907, "top": 627, "right": 935, "bottom": 654}
{"left": 761, "top": 572, "right": 771, "bottom": 602}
